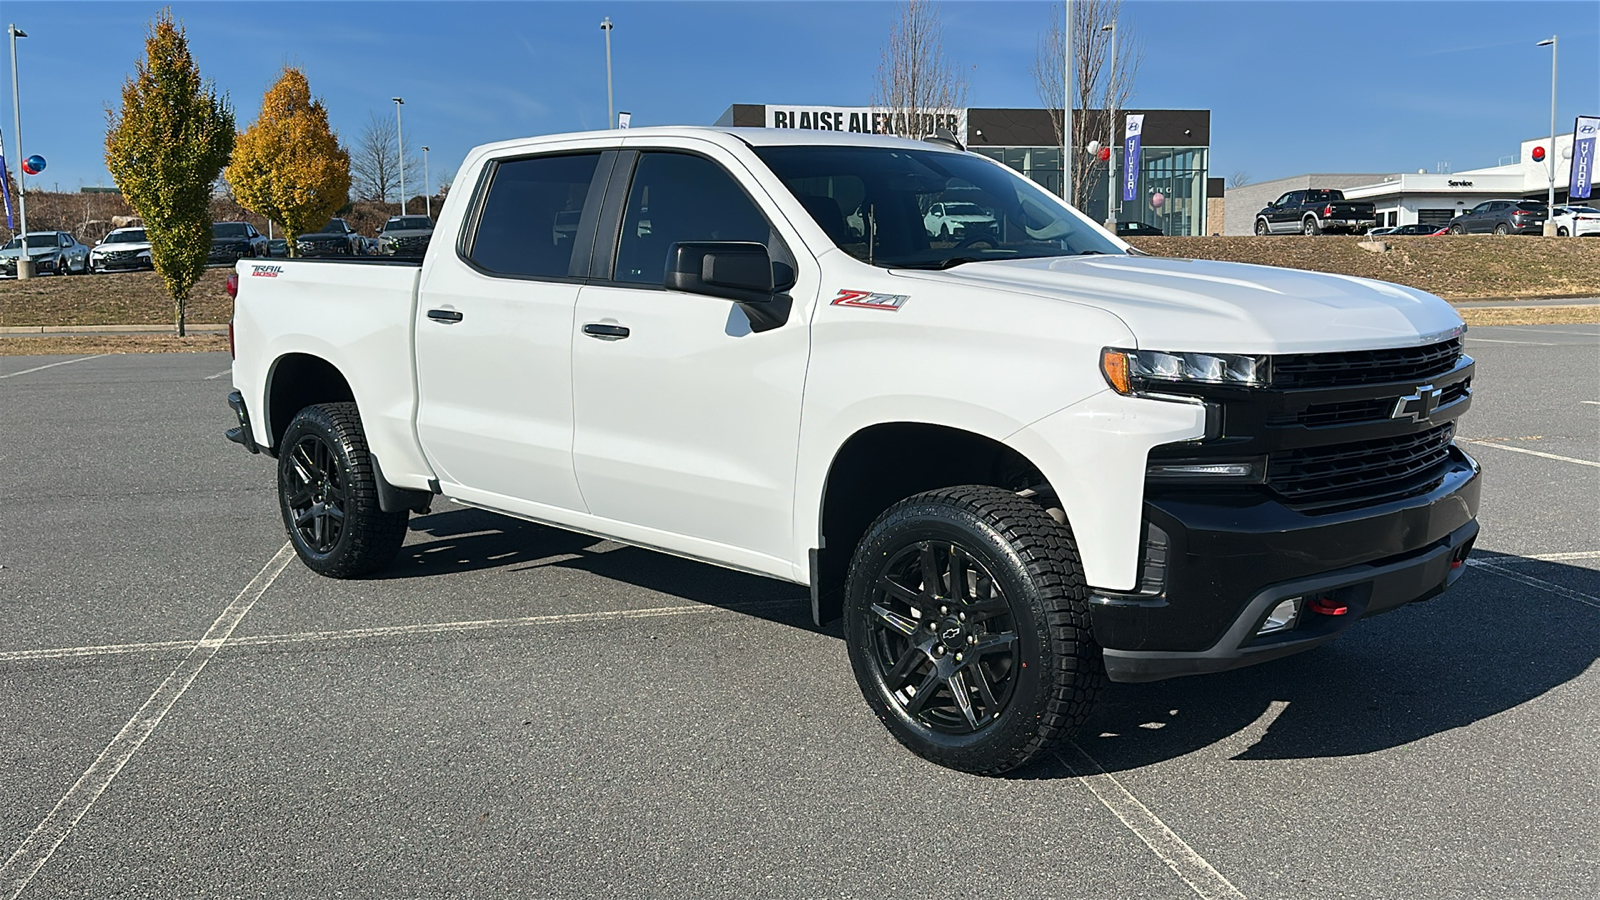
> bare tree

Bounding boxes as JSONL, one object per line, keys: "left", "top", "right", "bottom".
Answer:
{"left": 1031, "top": 0, "right": 1140, "bottom": 211}
{"left": 872, "top": 0, "right": 968, "bottom": 139}
{"left": 351, "top": 111, "right": 418, "bottom": 207}
{"left": 1227, "top": 170, "right": 1252, "bottom": 189}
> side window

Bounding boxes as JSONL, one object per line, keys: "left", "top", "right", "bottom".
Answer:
{"left": 469, "top": 152, "right": 602, "bottom": 279}
{"left": 613, "top": 152, "right": 781, "bottom": 285}
{"left": 1273, "top": 193, "right": 1293, "bottom": 207}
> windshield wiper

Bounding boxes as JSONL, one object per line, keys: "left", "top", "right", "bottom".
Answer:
{"left": 896, "top": 256, "right": 985, "bottom": 270}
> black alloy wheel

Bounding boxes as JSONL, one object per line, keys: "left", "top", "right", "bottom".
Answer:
{"left": 277, "top": 403, "right": 408, "bottom": 577}
{"left": 844, "top": 485, "right": 1102, "bottom": 775}
{"left": 1255, "top": 218, "right": 1269, "bottom": 236}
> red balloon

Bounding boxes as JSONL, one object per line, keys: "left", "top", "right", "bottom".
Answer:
{"left": 1532, "top": 146, "right": 1546, "bottom": 162}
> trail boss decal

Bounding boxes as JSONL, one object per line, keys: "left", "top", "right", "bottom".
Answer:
{"left": 250, "top": 264, "right": 284, "bottom": 278}
{"left": 831, "top": 289, "right": 909, "bottom": 312}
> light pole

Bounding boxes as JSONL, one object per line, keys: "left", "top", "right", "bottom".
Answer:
{"left": 8, "top": 24, "right": 31, "bottom": 279}
{"left": 421, "top": 145, "right": 430, "bottom": 219}
{"left": 600, "top": 17, "right": 614, "bottom": 128}
{"left": 1102, "top": 22, "right": 1117, "bottom": 229}
{"left": 1537, "top": 35, "right": 1557, "bottom": 236}
{"left": 1062, "top": 0, "right": 1073, "bottom": 204}
{"left": 392, "top": 96, "right": 406, "bottom": 215}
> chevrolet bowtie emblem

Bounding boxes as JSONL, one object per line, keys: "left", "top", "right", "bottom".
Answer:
{"left": 1392, "top": 384, "right": 1443, "bottom": 422}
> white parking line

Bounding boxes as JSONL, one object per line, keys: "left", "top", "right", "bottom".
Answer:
{"left": 0, "top": 543, "right": 295, "bottom": 900}
{"left": 1498, "top": 327, "right": 1600, "bottom": 337}
{"left": 1458, "top": 439, "right": 1599, "bottom": 468}
{"left": 0, "top": 599, "right": 798, "bottom": 665}
{"left": 0, "top": 354, "right": 109, "bottom": 380}
{"left": 204, "top": 369, "right": 232, "bottom": 380}
{"left": 1468, "top": 559, "right": 1600, "bottom": 610}
{"left": 1465, "top": 338, "right": 1559, "bottom": 346}
{"left": 1058, "top": 742, "right": 1247, "bottom": 900}
{"left": 1581, "top": 401, "right": 1600, "bottom": 406}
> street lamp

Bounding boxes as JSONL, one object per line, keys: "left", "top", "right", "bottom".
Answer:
{"left": 8, "top": 23, "right": 31, "bottom": 279}
{"left": 421, "top": 145, "right": 430, "bottom": 219}
{"left": 1061, "top": 0, "right": 1073, "bottom": 203}
{"left": 1537, "top": 35, "right": 1557, "bottom": 235}
{"left": 392, "top": 96, "right": 406, "bottom": 215}
{"left": 1102, "top": 22, "right": 1117, "bottom": 229}
{"left": 600, "top": 17, "right": 615, "bottom": 128}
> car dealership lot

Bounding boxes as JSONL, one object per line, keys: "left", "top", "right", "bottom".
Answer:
{"left": 1, "top": 326, "right": 1595, "bottom": 899}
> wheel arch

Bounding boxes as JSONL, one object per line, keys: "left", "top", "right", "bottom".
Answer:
{"left": 265, "top": 352, "right": 355, "bottom": 453}
{"left": 810, "top": 421, "right": 1058, "bottom": 624}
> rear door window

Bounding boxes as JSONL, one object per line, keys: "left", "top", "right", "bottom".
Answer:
{"left": 612, "top": 152, "right": 785, "bottom": 285}
{"left": 469, "top": 153, "right": 603, "bottom": 279}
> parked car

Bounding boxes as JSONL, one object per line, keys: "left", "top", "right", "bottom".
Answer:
{"left": 294, "top": 218, "right": 364, "bottom": 257}
{"left": 1, "top": 231, "right": 90, "bottom": 276}
{"left": 1447, "top": 199, "right": 1546, "bottom": 235}
{"left": 1550, "top": 205, "right": 1600, "bottom": 237}
{"left": 1254, "top": 189, "right": 1377, "bottom": 235}
{"left": 1116, "top": 221, "right": 1164, "bottom": 237}
{"left": 266, "top": 238, "right": 289, "bottom": 258}
{"left": 89, "top": 227, "right": 154, "bottom": 273}
{"left": 375, "top": 215, "right": 435, "bottom": 257}
{"left": 1373, "top": 223, "right": 1448, "bottom": 237}
{"left": 923, "top": 201, "right": 996, "bottom": 239}
{"left": 226, "top": 126, "right": 1480, "bottom": 776}
{"left": 209, "top": 221, "right": 269, "bottom": 264}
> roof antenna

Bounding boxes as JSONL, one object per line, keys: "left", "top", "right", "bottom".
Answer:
{"left": 922, "top": 127, "right": 965, "bottom": 151}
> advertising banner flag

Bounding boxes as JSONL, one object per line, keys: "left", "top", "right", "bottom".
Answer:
{"left": 617, "top": 111, "right": 631, "bottom": 130}
{"left": 1123, "top": 114, "right": 1144, "bottom": 203}
{"left": 1571, "top": 116, "right": 1597, "bottom": 200}
{"left": 0, "top": 128, "right": 13, "bottom": 231}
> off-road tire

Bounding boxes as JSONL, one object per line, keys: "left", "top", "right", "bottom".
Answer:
{"left": 843, "top": 485, "right": 1102, "bottom": 775}
{"left": 277, "top": 402, "right": 408, "bottom": 578}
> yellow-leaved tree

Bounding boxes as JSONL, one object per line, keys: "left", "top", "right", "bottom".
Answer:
{"left": 226, "top": 67, "right": 350, "bottom": 254}
{"left": 105, "top": 9, "right": 234, "bottom": 336}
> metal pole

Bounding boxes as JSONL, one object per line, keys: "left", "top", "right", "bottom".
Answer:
{"left": 1104, "top": 22, "right": 1117, "bottom": 228}
{"left": 392, "top": 97, "right": 406, "bottom": 216}
{"left": 601, "top": 18, "right": 614, "bottom": 128}
{"left": 1063, "top": 0, "right": 1072, "bottom": 204}
{"left": 9, "top": 24, "right": 30, "bottom": 279}
{"left": 1543, "top": 35, "right": 1558, "bottom": 234}
{"left": 422, "top": 146, "right": 431, "bottom": 219}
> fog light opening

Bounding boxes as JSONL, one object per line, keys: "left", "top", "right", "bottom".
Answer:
{"left": 1307, "top": 596, "right": 1349, "bottom": 616}
{"left": 1256, "top": 597, "right": 1301, "bottom": 636}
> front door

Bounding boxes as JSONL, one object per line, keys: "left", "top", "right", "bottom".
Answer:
{"left": 570, "top": 148, "right": 812, "bottom": 571}
{"left": 414, "top": 150, "right": 609, "bottom": 514}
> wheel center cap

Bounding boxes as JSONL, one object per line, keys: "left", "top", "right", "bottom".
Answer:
{"left": 938, "top": 617, "right": 966, "bottom": 645}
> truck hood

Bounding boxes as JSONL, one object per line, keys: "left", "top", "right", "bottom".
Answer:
{"left": 905, "top": 254, "right": 1464, "bottom": 354}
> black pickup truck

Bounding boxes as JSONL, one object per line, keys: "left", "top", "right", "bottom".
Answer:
{"left": 1254, "top": 189, "right": 1378, "bottom": 236}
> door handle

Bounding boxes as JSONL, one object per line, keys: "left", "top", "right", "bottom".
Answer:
{"left": 582, "top": 323, "right": 630, "bottom": 340}
{"left": 427, "top": 308, "right": 464, "bottom": 324}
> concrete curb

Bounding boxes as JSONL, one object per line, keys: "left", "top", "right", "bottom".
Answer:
{"left": 0, "top": 324, "right": 228, "bottom": 335}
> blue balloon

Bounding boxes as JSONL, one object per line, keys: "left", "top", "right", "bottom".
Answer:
{"left": 22, "top": 154, "right": 45, "bottom": 175}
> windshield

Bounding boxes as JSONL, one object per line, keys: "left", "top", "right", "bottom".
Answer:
{"left": 385, "top": 217, "right": 433, "bottom": 231}
{"left": 106, "top": 229, "right": 148, "bottom": 243}
{"left": 754, "top": 145, "right": 1123, "bottom": 269}
{"left": 1563, "top": 207, "right": 1600, "bottom": 215}
{"left": 1516, "top": 201, "right": 1547, "bottom": 211}
{"left": 317, "top": 220, "right": 344, "bottom": 234}
{"left": 213, "top": 223, "right": 249, "bottom": 238}
{"left": 3, "top": 234, "right": 60, "bottom": 249}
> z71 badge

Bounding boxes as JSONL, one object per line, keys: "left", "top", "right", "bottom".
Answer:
{"left": 830, "top": 289, "right": 909, "bottom": 311}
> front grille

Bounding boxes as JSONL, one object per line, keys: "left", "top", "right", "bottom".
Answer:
{"left": 1275, "top": 378, "right": 1472, "bottom": 428}
{"left": 1272, "top": 338, "right": 1462, "bottom": 388}
{"left": 391, "top": 235, "right": 430, "bottom": 253}
{"left": 1267, "top": 423, "right": 1455, "bottom": 505}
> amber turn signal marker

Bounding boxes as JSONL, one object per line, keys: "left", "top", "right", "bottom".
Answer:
{"left": 1101, "top": 348, "right": 1132, "bottom": 395}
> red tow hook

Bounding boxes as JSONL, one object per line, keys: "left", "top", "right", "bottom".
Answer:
{"left": 1307, "top": 597, "right": 1349, "bottom": 616}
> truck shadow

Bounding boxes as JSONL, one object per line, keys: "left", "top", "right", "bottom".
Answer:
{"left": 383, "top": 510, "right": 1596, "bottom": 772}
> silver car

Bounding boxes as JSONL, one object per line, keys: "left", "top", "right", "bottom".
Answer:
{"left": 1, "top": 231, "right": 91, "bottom": 276}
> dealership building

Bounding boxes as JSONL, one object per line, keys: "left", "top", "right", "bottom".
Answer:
{"left": 716, "top": 104, "right": 1222, "bottom": 236}
{"left": 1223, "top": 131, "right": 1586, "bottom": 235}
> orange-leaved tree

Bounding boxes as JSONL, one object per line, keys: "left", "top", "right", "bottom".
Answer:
{"left": 105, "top": 9, "right": 234, "bottom": 336}
{"left": 226, "top": 67, "right": 350, "bottom": 255}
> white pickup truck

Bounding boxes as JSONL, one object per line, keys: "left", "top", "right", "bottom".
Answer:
{"left": 226, "top": 127, "right": 1480, "bottom": 774}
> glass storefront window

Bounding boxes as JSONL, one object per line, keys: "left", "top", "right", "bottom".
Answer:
{"left": 976, "top": 144, "right": 1209, "bottom": 236}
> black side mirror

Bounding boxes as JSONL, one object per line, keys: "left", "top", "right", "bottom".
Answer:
{"left": 665, "top": 241, "right": 791, "bottom": 332}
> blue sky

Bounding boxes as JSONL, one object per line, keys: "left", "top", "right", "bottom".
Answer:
{"left": 5, "top": 1, "right": 1597, "bottom": 192}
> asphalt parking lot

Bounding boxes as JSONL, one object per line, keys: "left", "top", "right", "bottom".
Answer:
{"left": 1, "top": 324, "right": 1596, "bottom": 899}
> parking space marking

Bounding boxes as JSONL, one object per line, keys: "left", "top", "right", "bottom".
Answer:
{"left": 1458, "top": 439, "right": 1599, "bottom": 468}
{"left": 0, "top": 542, "right": 295, "bottom": 900}
{"left": 1581, "top": 401, "right": 1600, "bottom": 406}
{"left": 1498, "top": 327, "right": 1600, "bottom": 337}
{"left": 1464, "top": 338, "right": 1559, "bottom": 346}
{"left": 1487, "top": 550, "right": 1600, "bottom": 564}
{"left": 1468, "top": 559, "right": 1600, "bottom": 610}
{"left": 1058, "top": 742, "right": 1247, "bottom": 900}
{"left": 0, "top": 354, "right": 109, "bottom": 380}
{"left": 204, "top": 369, "right": 232, "bottom": 380}
{"left": 0, "top": 600, "right": 800, "bottom": 665}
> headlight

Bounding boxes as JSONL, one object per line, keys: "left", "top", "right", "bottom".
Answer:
{"left": 1101, "top": 347, "right": 1269, "bottom": 395}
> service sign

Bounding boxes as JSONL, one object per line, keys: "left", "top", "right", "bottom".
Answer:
{"left": 1571, "top": 116, "right": 1597, "bottom": 201}
{"left": 765, "top": 105, "right": 967, "bottom": 139}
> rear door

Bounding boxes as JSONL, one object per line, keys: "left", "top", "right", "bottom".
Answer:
{"left": 568, "top": 144, "right": 815, "bottom": 572}
{"left": 414, "top": 147, "right": 613, "bottom": 514}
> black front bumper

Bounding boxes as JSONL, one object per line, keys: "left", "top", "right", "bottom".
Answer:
{"left": 1094, "top": 447, "right": 1480, "bottom": 683}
